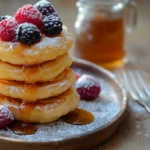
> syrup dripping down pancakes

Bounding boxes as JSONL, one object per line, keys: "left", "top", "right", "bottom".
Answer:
{"left": 0, "top": 53, "right": 72, "bottom": 83}
{"left": 0, "top": 1, "right": 80, "bottom": 123}
{"left": 0, "top": 27, "right": 79, "bottom": 123}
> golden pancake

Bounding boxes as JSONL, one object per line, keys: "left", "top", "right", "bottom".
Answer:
{"left": 0, "top": 88, "right": 79, "bottom": 123}
{"left": 0, "top": 53, "right": 72, "bottom": 83}
{"left": 0, "top": 27, "right": 73, "bottom": 65}
{"left": 0, "top": 68, "right": 76, "bottom": 102}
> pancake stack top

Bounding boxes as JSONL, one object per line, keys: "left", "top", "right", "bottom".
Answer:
{"left": 0, "top": 0, "right": 79, "bottom": 123}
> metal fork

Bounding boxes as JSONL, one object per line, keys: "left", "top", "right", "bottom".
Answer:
{"left": 117, "top": 70, "right": 150, "bottom": 114}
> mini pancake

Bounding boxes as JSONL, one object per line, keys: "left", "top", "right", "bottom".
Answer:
{"left": 0, "top": 53, "right": 72, "bottom": 83}
{"left": 0, "top": 68, "right": 76, "bottom": 102}
{"left": 0, "top": 27, "right": 73, "bottom": 65}
{"left": 0, "top": 88, "right": 80, "bottom": 123}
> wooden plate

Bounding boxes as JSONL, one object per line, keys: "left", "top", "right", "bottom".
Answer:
{"left": 0, "top": 58, "right": 127, "bottom": 150}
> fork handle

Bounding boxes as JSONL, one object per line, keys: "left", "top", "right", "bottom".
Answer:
{"left": 135, "top": 99, "right": 150, "bottom": 114}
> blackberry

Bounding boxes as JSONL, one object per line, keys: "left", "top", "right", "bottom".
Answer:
{"left": 16, "top": 23, "right": 42, "bottom": 45}
{"left": 43, "top": 15, "right": 62, "bottom": 35}
{"left": 34, "top": 0, "right": 56, "bottom": 18}
{"left": 0, "top": 15, "right": 12, "bottom": 22}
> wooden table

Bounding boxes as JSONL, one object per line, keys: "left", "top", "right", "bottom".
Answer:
{"left": 0, "top": 0, "right": 150, "bottom": 149}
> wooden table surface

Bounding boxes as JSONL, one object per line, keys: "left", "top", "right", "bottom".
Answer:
{"left": 0, "top": 0, "right": 150, "bottom": 150}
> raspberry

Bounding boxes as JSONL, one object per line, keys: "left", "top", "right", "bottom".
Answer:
{"left": 0, "top": 18, "right": 18, "bottom": 42}
{"left": 75, "top": 75, "right": 101, "bottom": 100}
{"left": 0, "top": 105, "right": 14, "bottom": 129}
{"left": 0, "top": 15, "right": 12, "bottom": 22}
{"left": 16, "top": 23, "right": 42, "bottom": 45}
{"left": 14, "top": 4, "right": 43, "bottom": 28}
{"left": 43, "top": 15, "right": 62, "bottom": 35}
{"left": 34, "top": 0, "right": 56, "bottom": 18}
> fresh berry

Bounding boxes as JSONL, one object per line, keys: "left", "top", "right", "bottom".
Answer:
{"left": 34, "top": 0, "right": 56, "bottom": 18}
{"left": 0, "top": 105, "right": 14, "bottom": 129}
{"left": 0, "top": 18, "right": 18, "bottom": 42}
{"left": 0, "top": 15, "right": 12, "bottom": 22}
{"left": 14, "top": 4, "right": 43, "bottom": 28}
{"left": 75, "top": 72, "right": 81, "bottom": 80}
{"left": 43, "top": 15, "right": 62, "bottom": 35}
{"left": 75, "top": 75, "right": 101, "bottom": 100}
{"left": 16, "top": 23, "right": 42, "bottom": 45}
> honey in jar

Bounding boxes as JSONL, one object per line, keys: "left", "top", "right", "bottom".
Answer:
{"left": 74, "top": 0, "right": 137, "bottom": 69}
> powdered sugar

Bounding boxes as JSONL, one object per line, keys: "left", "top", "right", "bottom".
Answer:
{"left": 35, "top": 36, "right": 61, "bottom": 50}
{"left": 0, "top": 78, "right": 122, "bottom": 142}
{"left": 17, "top": 23, "right": 40, "bottom": 34}
{"left": 131, "top": 101, "right": 150, "bottom": 139}
{"left": 0, "top": 27, "right": 72, "bottom": 57}
{"left": 0, "top": 18, "right": 18, "bottom": 42}
{"left": 0, "top": 62, "right": 125, "bottom": 142}
{"left": 34, "top": 0, "right": 52, "bottom": 7}
{"left": 14, "top": 4, "right": 43, "bottom": 28}
{"left": 0, "top": 96, "right": 120, "bottom": 141}
{"left": 75, "top": 74, "right": 100, "bottom": 100}
{"left": 31, "top": 28, "right": 72, "bottom": 52}
{"left": 136, "top": 120, "right": 150, "bottom": 138}
{"left": 34, "top": 0, "right": 56, "bottom": 17}
{"left": 0, "top": 105, "right": 14, "bottom": 129}
{"left": 0, "top": 106, "right": 13, "bottom": 120}
{"left": 16, "top": 22, "right": 42, "bottom": 45}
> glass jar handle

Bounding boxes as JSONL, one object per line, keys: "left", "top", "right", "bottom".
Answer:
{"left": 125, "top": 1, "right": 137, "bottom": 33}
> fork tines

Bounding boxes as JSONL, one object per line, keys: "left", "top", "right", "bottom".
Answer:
{"left": 117, "top": 70, "right": 150, "bottom": 114}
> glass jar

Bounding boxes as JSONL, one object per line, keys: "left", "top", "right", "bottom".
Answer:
{"left": 74, "top": 0, "right": 137, "bottom": 69}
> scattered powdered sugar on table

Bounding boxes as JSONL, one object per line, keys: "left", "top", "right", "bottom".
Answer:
{"left": 0, "top": 80, "right": 121, "bottom": 142}
{"left": 136, "top": 120, "right": 150, "bottom": 138}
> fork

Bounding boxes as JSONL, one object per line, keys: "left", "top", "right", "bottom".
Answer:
{"left": 117, "top": 70, "right": 150, "bottom": 114}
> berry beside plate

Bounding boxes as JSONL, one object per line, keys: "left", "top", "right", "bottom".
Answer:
{"left": 75, "top": 74, "right": 101, "bottom": 101}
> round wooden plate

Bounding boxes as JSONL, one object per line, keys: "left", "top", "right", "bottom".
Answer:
{"left": 0, "top": 58, "right": 127, "bottom": 150}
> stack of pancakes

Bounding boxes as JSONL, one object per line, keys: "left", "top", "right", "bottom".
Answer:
{"left": 0, "top": 27, "right": 79, "bottom": 123}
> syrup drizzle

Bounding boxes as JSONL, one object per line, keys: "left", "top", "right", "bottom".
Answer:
{"left": 63, "top": 108, "right": 94, "bottom": 125}
{"left": 10, "top": 121, "right": 37, "bottom": 135}
{"left": 10, "top": 109, "right": 94, "bottom": 135}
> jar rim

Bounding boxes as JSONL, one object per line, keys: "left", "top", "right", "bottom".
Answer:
{"left": 77, "top": 0, "right": 129, "bottom": 6}
{"left": 77, "top": 0, "right": 129, "bottom": 11}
